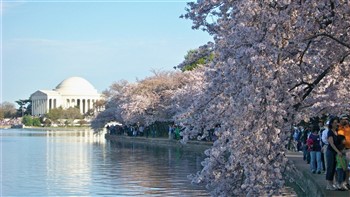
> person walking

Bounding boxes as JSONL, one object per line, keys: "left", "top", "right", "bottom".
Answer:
{"left": 174, "top": 125, "right": 180, "bottom": 140}
{"left": 301, "top": 126, "right": 311, "bottom": 163}
{"left": 335, "top": 135, "right": 349, "bottom": 190}
{"left": 322, "top": 120, "right": 330, "bottom": 174}
{"left": 168, "top": 124, "right": 173, "bottom": 140}
{"left": 139, "top": 125, "right": 144, "bottom": 136}
{"left": 338, "top": 114, "right": 350, "bottom": 186}
{"left": 308, "top": 124, "right": 322, "bottom": 174}
{"left": 326, "top": 116, "right": 342, "bottom": 190}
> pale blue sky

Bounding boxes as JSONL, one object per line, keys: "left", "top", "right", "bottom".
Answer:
{"left": 1, "top": 0, "right": 212, "bottom": 105}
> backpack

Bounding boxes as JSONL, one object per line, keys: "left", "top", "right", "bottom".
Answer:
{"left": 306, "top": 138, "right": 314, "bottom": 151}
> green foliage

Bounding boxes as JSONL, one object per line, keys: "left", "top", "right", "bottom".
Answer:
{"left": 64, "top": 107, "right": 82, "bottom": 120}
{"left": 21, "top": 115, "right": 41, "bottom": 126}
{"left": 22, "top": 115, "right": 33, "bottom": 126}
{"left": 46, "top": 107, "right": 64, "bottom": 123}
{"left": 15, "top": 99, "right": 32, "bottom": 116}
{"left": 45, "top": 107, "right": 83, "bottom": 126}
{"left": 32, "top": 117, "right": 41, "bottom": 127}
{"left": 182, "top": 50, "right": 214, "bottom": 71}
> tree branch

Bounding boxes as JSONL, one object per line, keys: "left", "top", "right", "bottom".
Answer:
{"left": 293, "top": 64, "right": 333, "bottom": 110}
{"left": 298, "top": 41, "right": 312, "bottom": 67}
{"left": 289, "top": 80, "right": 312, "bottom": 92}
{"left": 305, "top": 33, "right": 350, "bottom": 49}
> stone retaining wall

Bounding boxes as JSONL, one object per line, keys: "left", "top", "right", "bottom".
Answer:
{"left": 105, "top": 134, "right": 211, "bottom": 153}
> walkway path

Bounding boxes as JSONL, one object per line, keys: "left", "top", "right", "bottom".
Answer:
{"left": 287, "top": 151, "right": 350, "bottom": 197}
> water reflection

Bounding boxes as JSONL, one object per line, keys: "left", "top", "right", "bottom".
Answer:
{"left": 44, "top": 130, "right": 103, "bottom": 196}
{"left": 1, "top": 129, "right": 209, "bottom": 196}
{"left": 1, "top": 129, "right": 296, "bottom": 196}
{"left": 101, "top": 141, "right": 208, "bottom": 196}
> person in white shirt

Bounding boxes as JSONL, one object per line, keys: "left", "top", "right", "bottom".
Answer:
{"left": 321, "top": 121, "right": 329, "bottom": 173}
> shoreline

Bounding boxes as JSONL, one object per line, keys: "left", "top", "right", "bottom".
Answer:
{"left": 25, "top": 126, "right": 93, "bottom": 131}
{"left": 2, "top": 126, "right": 93, "bottom": 131}
{"left": 105, "top": 134, "right": 212, "bottom": 152}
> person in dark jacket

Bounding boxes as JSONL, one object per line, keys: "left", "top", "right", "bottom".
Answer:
{"left": 308, "top": 124, "right": 322, "bottom": 174}
{"left": 326, "top": 116, "right": 342, "bottom": 190}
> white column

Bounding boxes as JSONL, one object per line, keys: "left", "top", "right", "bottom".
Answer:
{"left": 84, "top": 99, "right": 88, "bottom": 114}
{"left": 45, "top": 99, "right": 48, "bottom": 114}
{"left": 40, "top": 99, "right": 44, "bottom": 115}
{"left": 36, "top": 100, "right": 39, "bottom": 116}
{"left": 81, "top": 99, "right": 84, "bottom": 114}
{"left": 80, "top": 99, "right": 83, "bottom": 114}
{"left": 87, "top": 99, "right": 91, "bottom": 111}
{"left": 36, "top": 100, "right": 38, "bottom": 115}
{"left": 38, "top": 100, "right": 41, "bottom": 115}
{"left": 32, "top": 100, "right": 35, "bottom": 115}
{"left": 35, "top": 100, "right": 38, "bottom": 115}
{"left": 41, "top": 99, "right": 45, "bottom": 115}
{"left": 37, "top": 100, "right": 39, "bottom": 115}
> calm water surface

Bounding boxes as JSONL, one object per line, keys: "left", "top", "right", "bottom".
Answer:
{"left": 1, "top": 129, "right": 296, "bottom": 196}
{"left": 1, "top": 129, "right": 208, "bottom": 196}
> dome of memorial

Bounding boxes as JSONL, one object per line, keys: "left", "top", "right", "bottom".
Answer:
{"left": 54, "top": 77, "right": 98, "bottom": 95}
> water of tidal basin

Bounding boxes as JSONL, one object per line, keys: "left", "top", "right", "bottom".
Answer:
{"left": 1, "top": 129, "right": 208, "bottom": 196}
{"left": 1, "top": 129, "right": 296, "bottom": 196}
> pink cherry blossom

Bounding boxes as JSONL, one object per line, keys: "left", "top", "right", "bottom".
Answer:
{"left": 177, "top": 0, "right": 350, "bottom": 196}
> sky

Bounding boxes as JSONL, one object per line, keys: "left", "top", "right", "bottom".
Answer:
{"left": 1, "top": 0, "right": 212, "bottom": 106}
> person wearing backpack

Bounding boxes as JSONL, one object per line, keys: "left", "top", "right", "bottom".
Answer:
{"left": 308, "top": 124, "right": 322, "bottom": 174}
{"left": 301, "top": 126, "right": 311, "bottom": 163}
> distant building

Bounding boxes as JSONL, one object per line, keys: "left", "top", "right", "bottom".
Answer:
{"left": 30, "top": 77, "right": 102, "bottom": 116}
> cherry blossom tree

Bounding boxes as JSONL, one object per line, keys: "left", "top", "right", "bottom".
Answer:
{"left": 172, "top": 66, "right": 207, "bottom": 128}
{"left": 91, "top": 70, "right": 199, "bottom": 130}
{"left": 119, "top": 70, "right": 185, "bottom": 125}
{"left": 177, "top": 0, "right": 350, "bottom": 196}
{"left": 90, "top": 80, "right": 128, "bottom": 131}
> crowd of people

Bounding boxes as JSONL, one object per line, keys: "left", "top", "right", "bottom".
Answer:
{"left": 292, "top": 114, "right": 350, "bottom": 191}
{"left": 106, "top": 114, "right": 350, "bottom": 191}
{"left": 0, "top": 118, "right": 22, "bottom": 127}
{"left": 106, "top": 123, "right": 184, "bottom": 139}
{"left": 106, "top": 123, "right": 219, "bottom": 142}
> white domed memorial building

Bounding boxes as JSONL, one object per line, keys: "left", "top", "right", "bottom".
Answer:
{"left": 30, "top": 77, "right": 103, "bottom": 116}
